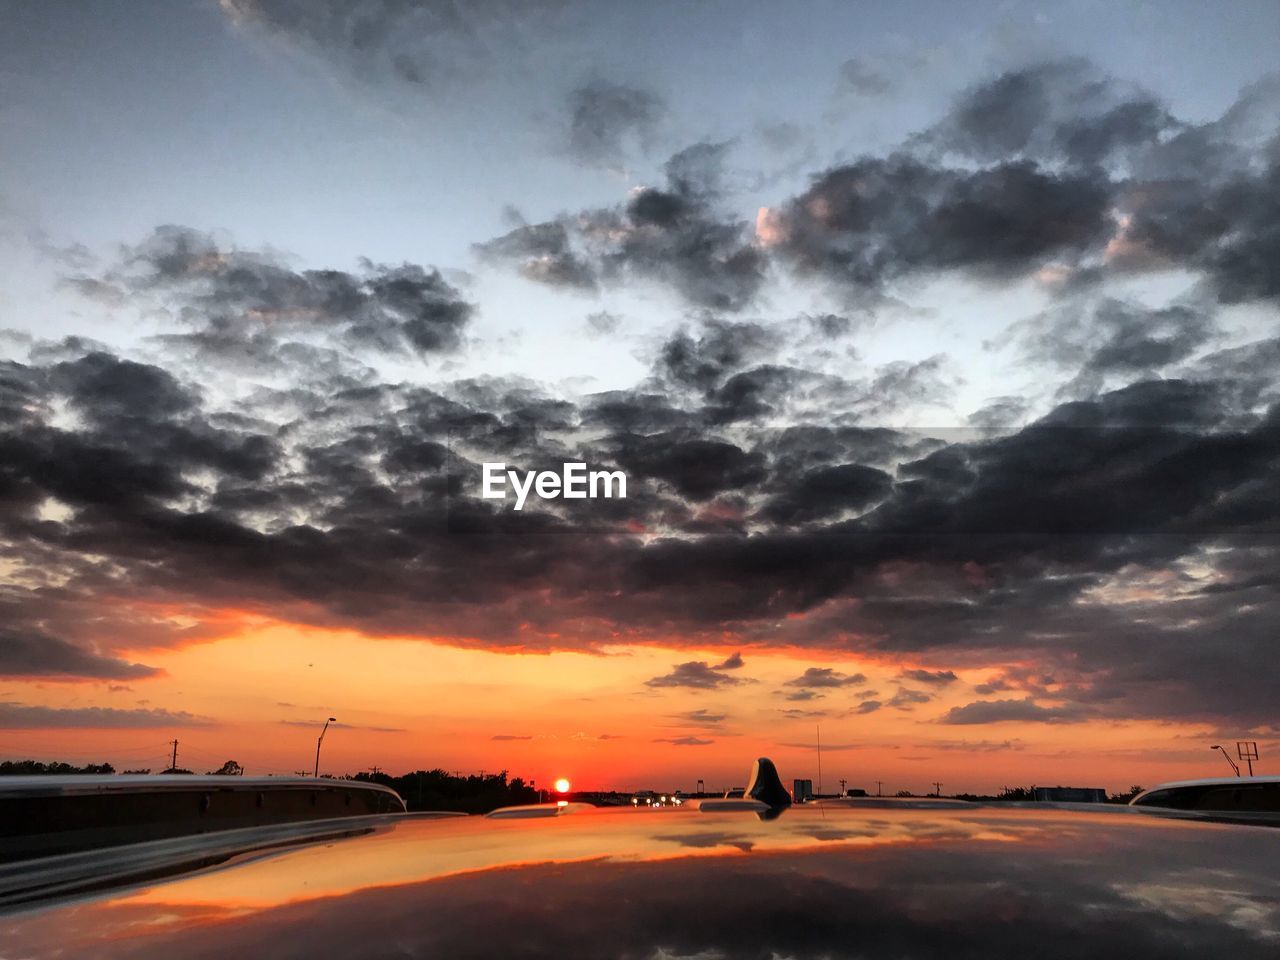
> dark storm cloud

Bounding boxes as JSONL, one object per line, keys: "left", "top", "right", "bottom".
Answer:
{"left": 9, "top": 58, "right": 1280, "bottom": 729}
{"left": 74, "top": 226, "right": 473, "bottom": 362}
{"left": 924, "top": 59, "right": 1178, "bottom": 169}
{"left": 613, "top": 432, "right": 766, "bottom": 501}
{"left": 564, "top": 78, "right": 665, "bottom": 166}
{"left": 4, "top": 315, "right": 1279, "bottom": 724}
{"left": 478, "top": 143, "right": 766, "bottom": 310}
{"left": 0, "top": 630, "right": 159, "bottom": 680}
{"left": 0, "top": 702, "right": 210, "bottom": 728}
{"left": 784, "top": 667, "right": 866, "bottom": 688}
{"left": 1123, "top": 153, "right": 1280, "bottom": 304}
{"left": 763, "top": 154, "right": 1112, "bottom": 299}
{"left": 940, "top": 697, "right": 1095, "bottom": 725}
{"left": 761, "top": 61, "right": 1280, "bottom": 307}
{"left": 656, "top": 319, "right": 782, "bottom": 393}
{"left": 761, "top": 463, "right": 893, "bottom": 525}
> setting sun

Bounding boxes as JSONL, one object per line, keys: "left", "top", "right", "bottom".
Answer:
{"left": 554, "top": 778, "right": 572, "bottom": 794}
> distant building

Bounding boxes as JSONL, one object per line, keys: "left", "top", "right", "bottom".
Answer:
{"left": 793, "top": 779, "right": 814, "bottom": 802}
{"left": 1033, "top": 786, "right": 1107, "bottom": 803}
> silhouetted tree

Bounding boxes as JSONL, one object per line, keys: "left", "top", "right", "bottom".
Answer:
{"left": 0, "top": 760, "right": 115, "bottom": 775}
{"left": 348, "top": 768, "right": 538, "bottom": 813}
{"left": 207, "top": 760, "right": 244, "bottom": 776}
{"left": 994, "top": 785, "right": 1036, "bottom": 801}
{"left": 1107, "top": 785, "right": 1144, "bottom": 803}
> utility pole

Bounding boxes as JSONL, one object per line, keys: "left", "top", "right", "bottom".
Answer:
{"left": 933, "top": 781, "right": 943, "bottom": 797}
{"left": 875, "top": 780, "right": 883, "bottom": 797}
{"left": 169, "top": 739, "right": 178, "bottom": 772}
{"left": 816, "top": 725, "right": 823, "bottom": 795}
{"left": 839, "top": 778, "right": 847, "bottom": 796}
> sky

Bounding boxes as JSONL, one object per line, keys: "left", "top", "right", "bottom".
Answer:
{"left": 1, "top": 0, "right": 1278, "bottom": 795}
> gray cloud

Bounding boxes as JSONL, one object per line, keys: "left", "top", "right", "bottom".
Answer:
{"left": 5, "top": 62, "right": 1280, "bottom": 729}
{"left": 886, "top": 688, "right": 932, "bottom": 710}
{"left": 220, "top": 0, "right": 572, "bottom": 94}
{"left": 0, "top": 629, "right": 160, "bottom": 681}
{"left": 477, "top": 143, "right": 766, "bottom": 311}
{"left": 940, "top": 697, "right": 1096, "bottom": 725}
{"left": 924, "top": 59, "right": 1177, "bottom": 169}
{"left": 564, "top": 78, "right": 664, "bottom": 166}
{"left": 0, "top": 701, "right": 211, "bottom": 729}
{"left": 646, "top": 660, "right": 748, "bottom": 690}
{"left": 72, "top": 226, "right": 473, "bottom": 365}
{"left": 837, "top": 57, "right": 892, "bottom": 96}
{"left": 674, "top": 709, "right": 727, "bottom": 728}
{"left": 784, "top": 667, "right": 867, "bottom": 689}
{"left": 763, "top": 154, "right": 1112, "bottom": 300}
{"left": 899, "top": 669, "right": 958, "bottom": 686}
{"left": 1009, "top": 298, "right": 1217, "bottom": 396}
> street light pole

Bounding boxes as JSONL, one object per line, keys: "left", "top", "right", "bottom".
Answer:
{"left": 1211, "top": 745, "right": 1241, "bottom": 777}
{"left": 314, "top": 717, "right": 336, "bottom": 778}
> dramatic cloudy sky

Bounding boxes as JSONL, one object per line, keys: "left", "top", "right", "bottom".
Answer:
{"left": 1, "top": 0, "right": 1278, "bottom": 792}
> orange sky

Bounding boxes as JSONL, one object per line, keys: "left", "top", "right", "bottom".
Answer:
{"left": 2, "top": 618, "right": 1259, "bottom": 795}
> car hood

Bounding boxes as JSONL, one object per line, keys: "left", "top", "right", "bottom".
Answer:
{"left": 5, "top": 804, "right": 1280, "bottom": 958}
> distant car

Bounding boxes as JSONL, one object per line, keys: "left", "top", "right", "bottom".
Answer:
{"left": 1130, "top": 776, "right": 1280, "bottom": 817}
{"left": 3, "top": 762, "right": 1278, "bottom": 958}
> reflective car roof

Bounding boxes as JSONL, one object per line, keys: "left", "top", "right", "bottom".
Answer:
{"left": 5, "top": 804, "right": 1279, "bottom": 958}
